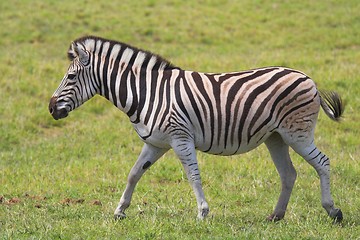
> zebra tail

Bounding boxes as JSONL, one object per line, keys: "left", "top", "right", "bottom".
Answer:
{"left": 319, "top": 90, "right": 345, "bottom": 122}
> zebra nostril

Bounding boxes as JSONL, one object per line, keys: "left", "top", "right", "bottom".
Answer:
{"left": 49, "top": 96, "right": 58, "bottom": 115}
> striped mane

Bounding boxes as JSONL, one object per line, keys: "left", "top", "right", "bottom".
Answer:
{"left": 68, "top": 35, "right": 179, "bottom": 71}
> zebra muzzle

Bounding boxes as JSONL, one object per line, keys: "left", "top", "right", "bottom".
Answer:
{"left": 49, "top": 96, "right": 68, "bottom": 120}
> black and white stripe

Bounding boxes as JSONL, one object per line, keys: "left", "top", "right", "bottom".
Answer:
{"left": 49, "top": 36, "right": 344, "bottom": 222}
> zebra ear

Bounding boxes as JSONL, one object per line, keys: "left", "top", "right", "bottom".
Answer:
{"left": 68, "top": 42, "right": 77, "bottom": 61}
{"left": 68, "top": 42, "right": 89, "bottom": 65}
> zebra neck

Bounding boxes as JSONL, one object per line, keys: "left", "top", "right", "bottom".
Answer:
{"left": 100, "top": 62, "right": 176, "bottom": 124}
{"left": 81, "top": 36, "right": 180, "bottom": 122}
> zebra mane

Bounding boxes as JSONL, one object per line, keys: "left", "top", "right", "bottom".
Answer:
{"left": 69, "top": 36, "right": 179, "bottom": 70}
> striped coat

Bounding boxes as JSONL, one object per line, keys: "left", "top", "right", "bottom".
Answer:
{"left": 49, "top": 36, "right": 344, "bottom": 222}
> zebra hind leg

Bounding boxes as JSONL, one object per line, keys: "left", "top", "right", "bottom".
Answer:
{"left": 265, "top": 133, "right": 297, "bottom": 221}
{"left": 289, "top": 141, "right": 343, "bottom": 223}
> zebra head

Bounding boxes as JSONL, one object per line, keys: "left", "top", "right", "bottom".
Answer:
{"left": 49, "top": 41, "right": 95, "bottom": 120}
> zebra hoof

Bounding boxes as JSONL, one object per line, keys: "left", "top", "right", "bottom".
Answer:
{"left": 197, "top": 209, "right": 209, "bottom": 220}
{"left": 197, "top": 202, "right": 210, "bottom": 220}
{"left": 114, "top": 212, "right": 127, "bottom": 220}
{"left": 331, "top": 209, "right": 343, "bottom": 223}
{"left": 267, "top": 213, "right": 284, "bottom": 222}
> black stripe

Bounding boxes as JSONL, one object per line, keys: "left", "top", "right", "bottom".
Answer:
{"left": 274, "top": 86, "right": 314, "bottom": 124}
{"left": 192, "top": 72, "right": 215, "bottom": 152}
{"left": 167, "top": 110, "right": 193, "bottom": 138}
{"left": 310, "top": 152, "right": 322, "bottom": 161}
{"left": 308, "top": 147, "right": 317, "bottom": 156}
{"left": 205, "top": 74, "right": 222, "bottom": 147}
{"left": 235, "top": 69, "right": 290, "bottom": 152}
{"left": 82, "top": 70, "right": 91, "bottom": 98}
{"left": 146, "top": 71, "right": 169, "bottom": 138}
{"left": 96, "top": 42, "right": 103, "bottom": 95}
{"left": 318, "top": 155, "right": 326, "bottom": 164}
{"left": 218, "top": 70, "right": 254, "bottom": 82}
{"left": 87, "top": 68, "right": 98, "bottom": 96}
{"left": 174, "top": 71, "right": 192, "bottom": 126}
{"left": 172, "top": 106, "right": 190, "bottom": 129}
{"left": 77, "top": 70, "right": 85, "bottom": 100}
{"left": 152, "top": 58, "right": 162, "bottom": 70}
{"left": 102, "top": 43, "right": 113, "bottom": 100}
{"left": 321, "top": 157, "right": 329, "bottom": 166}
{"left": 136, "top": 57, "right": 150, "bottom": 121}
{"left": 246, "top": 83, "right": 282, "bottom": 142}
{"left": 127, "top": 54, "right": 139, "bottom": 119}
{"left": 182, "top": 76, "right": 205, "bottom": 139}
{"left": 157, "top": 71, "right": 173, "bottom": 130}
{"left": 227, "top": 68, "right": 279, "bottom": 147}
{"left": 144, "top": 67, "right": 159, "bottom": 125}
{"left": 276, "top": 93, "right": 317, "bottom": 129}
{"left": 90, "top": 42, "right": 100, "bottom": 93}
{"left": 109, "top": 45, "right": 123, "bottom": 107}
{"left": 119, "top": 63, "right": 128, "bottom": 108}
{"left": 248, "top": 76, "right": 309, "bottom": 142}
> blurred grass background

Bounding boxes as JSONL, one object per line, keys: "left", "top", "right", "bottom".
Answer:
{"left": 1, "top": 1, "right": 359, "bottom": 239}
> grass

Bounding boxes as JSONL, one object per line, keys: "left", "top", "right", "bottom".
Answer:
{"left": 1, "top": 0, "right": 360, "bottom": 239}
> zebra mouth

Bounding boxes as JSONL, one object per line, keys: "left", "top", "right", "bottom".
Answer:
{"left": 50, "top": 107, "right": 69, "bottom": 120}
{"left": 49, "top": 97, "right": 69, "bottom": 120}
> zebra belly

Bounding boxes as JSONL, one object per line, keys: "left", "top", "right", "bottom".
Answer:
{"left": 194, "top": 128, "right": 274, "bottom": 156}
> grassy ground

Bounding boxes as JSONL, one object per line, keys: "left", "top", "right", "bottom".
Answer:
{"left": 1, "top": 0, "right": 360, "bottom": 239}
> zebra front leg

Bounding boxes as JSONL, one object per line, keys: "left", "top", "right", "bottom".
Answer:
{"left": 171, "top": 139, "right": 209, "bottom": 220}
{"left": 291, "top": 142, "right": 343, "bottom": 222}
{"left": 265, "top": 133, "right": 297, "bottom": 221}
{"left": 114, "top": 143, "right": 168, "bottom": 220}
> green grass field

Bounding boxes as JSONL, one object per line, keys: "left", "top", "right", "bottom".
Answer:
{"left": 1, "top": 0, "right": 360, "bottom": 239}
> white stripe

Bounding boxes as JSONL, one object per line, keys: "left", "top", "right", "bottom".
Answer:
{"left": 133, "top": 52, "right": 147, "bottom": 70}
{"left": 94, "top": 40, "right": 103, "bottom": 95}
{"left": 121, "top": 48, "right": 134, "bottom": 65}
{"left": 106, "top": 44, "right": 121, "bottom": 103}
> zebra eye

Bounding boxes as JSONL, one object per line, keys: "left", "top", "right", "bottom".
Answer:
{"left": 67, "top": 73, "right": 76, "bottom": 80}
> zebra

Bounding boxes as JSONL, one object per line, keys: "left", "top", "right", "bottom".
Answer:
{"left": 49, "top": 36, "right": 344, "bottom": 222}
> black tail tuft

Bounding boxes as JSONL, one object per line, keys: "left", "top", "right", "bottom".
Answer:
{"left": 319, "top": 90, "right": 344, "bottom": 121}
